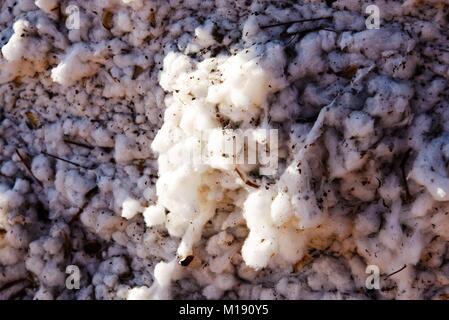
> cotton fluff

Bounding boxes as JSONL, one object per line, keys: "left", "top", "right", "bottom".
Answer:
{"left": 121, "top": 197, "right": 143, "bottom": 220}
{"left": 51, "top": 44, "right": 103, "bottom": 86}
{"left": 241, "top": 190, "right": 278, "bottom": 269}
{"left": 151, "top": 47, "right": 280, "bottom": 263}
{"left": 143, "top": 204, "right": 166, "bottom": 227}
{"left": 0, "top": 18, "right": 50, "bottom": 83}
{"left": 1, "top": 0, "right": 448, "bottom": 301}
{"left": 205, "top": 47, "right": 277, "bottom": 123}
{"left": 34, "top": 0, "right": 58, "bottom": 14}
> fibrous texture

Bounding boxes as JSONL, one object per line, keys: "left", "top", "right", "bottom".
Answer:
{"left": 1, "top": 0, "right": 449, "bottom": 300}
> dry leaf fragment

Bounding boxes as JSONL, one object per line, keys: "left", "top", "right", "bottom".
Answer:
{"left": 102, "top": 10, "right": 114, "bottom": 30}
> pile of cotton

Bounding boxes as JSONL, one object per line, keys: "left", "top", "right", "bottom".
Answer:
{"left": 0, "top": 0, "right": 449, "bottom": 301}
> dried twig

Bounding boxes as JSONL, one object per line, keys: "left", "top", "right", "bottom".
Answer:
{"left": 284, "top": 27, "right": 335, "bottom": 47}
{"left": 260, "top": 16, "right": 332, "bottom": 29}
{"left": 42, "top": 151, "right": 90, "bottom": 170}
{"left": 15, "top": 149, "right": 43, "bottom": 187}
{"left": 235, "top": 167, "right": 260, "bottom": 189}
{"left": 401, "top": 148, "right": 412, "bottom": 200}
{"left": 69, "top": 185, "right": 99, "bottom": 224}
{"left": 384, "top": 265, "right": 407, "bottom": 279}
{"left": 63, "top": 137, "right": 94, "bottom": 150}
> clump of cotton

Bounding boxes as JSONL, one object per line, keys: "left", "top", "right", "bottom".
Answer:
{"left": 150, "top": 47, "right": 281, "bottom": 263}
{"left": 0, "top": 0, "right": 447, "bottom": 301}
{"left": 51, "top": 44, "right": 104, "bottom": 86}
{"left": 129, "top": 43, "right": 288, "bottom": 298}
{"left": 1, "top": 19, "right": 49, "bottom": 83}
{"left": 35, "top": 0, "right": 59, "bottom": 14}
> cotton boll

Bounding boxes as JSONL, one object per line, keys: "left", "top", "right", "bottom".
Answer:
{"left": 179, "top": 102, "right": 218, "bottom": 133}
{"left": 206, "top": 51, "right": 270, "bottom": 123}
{"left": 35, "top": 0, "right": 58, "bottom": 14}
{"left": 51, "top": 44, "right": 101, "bottom": 86}
{"left": 2, "top": 20, "right": 32, "bottom": 61}
{"left": 127, "top": 286, "right": 152, "bottom": 300}
{"left": 241, "top": 190, "right": 278, "bottom": 269}
{"left": 147, "top": 260, "right": 179, "bottom": 299}
{"left": 242, "top": 234, "right": 278, "bottom": 270}
{"left": 154, "top": 261, "right": 176, "bottom": 287}
{"left": 159, "top": 52, "right": 193, "bottom": 92}
{"left": 156, "top": 166, "right": 202, "bottom": 221}
{"left": 194, "top": 20, "right": 216, "bottom": 48}
{"left": 0, "top": 16, "right": 53, "bottom": 82}
{"left": 121, "top": 197, "right": 143, "bottom": 220}
{"left": 143, "top": 204, "right": 166, "bottom": 227}
{"left": 270, "top": 192, "right": 292, "bottom": 226}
